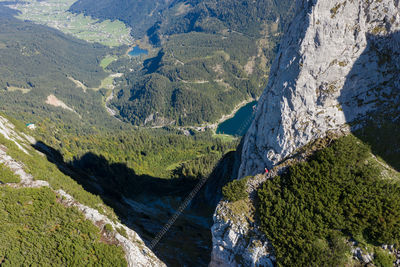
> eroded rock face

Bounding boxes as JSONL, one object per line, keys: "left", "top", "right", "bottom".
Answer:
{"left": 209, "top": 201, "right": 274, "bottom": 267}
{"left": 239, "top": 0, "right": 400, "bottom": 178}
{"left": 212, "top": 0, "right": 400, "bottom": 265}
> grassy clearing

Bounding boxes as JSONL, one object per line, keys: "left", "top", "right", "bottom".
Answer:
{"left": 98, "top": 76, "right": 115, "bottom": 90}
{"left": 212, "top": 133, "right": 237, "bottom": 142}
{"left": 0, "top": 163, "right": 20, "bottom": 184}
{"left": 100, "top": 55, "right": 119, "bottom": 70}
{"left": 6, "top": 86, "right": 31, "bottom": 94}
{"left": 6, "top": 0, "right": 133, "bottom": 47}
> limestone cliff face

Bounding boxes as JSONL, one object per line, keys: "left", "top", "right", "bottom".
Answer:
{"left": 211, "top": 0, "right": 400, "bottom": 265}
{"left": 209, "top": 199, "right": 274, "bottom": 267}
{"left": 239, "top": 0, "right": 400, "bottom": 177}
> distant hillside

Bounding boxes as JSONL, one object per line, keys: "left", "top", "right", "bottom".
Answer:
{"left": 69, "top": 0, "right": 172, "bottom": 38}
{"left": 70, "top": 0, "right": 296, "bottom": 126}
{"left": 70, "top": 0, "right": 294, "bottom": 40}
{"left": 0, "top": 4, "right": 129, "bottom": 131}
{"left": 0, "top": 11, "right": 110, "bottom": 90}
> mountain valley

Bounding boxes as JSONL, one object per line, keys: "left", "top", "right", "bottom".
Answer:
{"left": 0, "top": 0, "right": 399, "bottom": 266}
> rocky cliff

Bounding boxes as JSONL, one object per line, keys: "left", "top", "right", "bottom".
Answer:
{"left": 211, "top": 0, "right": 400, "bottom": 265}
{"left": 209, "top": 175, "right": 276, "bottom": 267}
{"left": 239, "top": 0, "right": 400, "bottom": 177}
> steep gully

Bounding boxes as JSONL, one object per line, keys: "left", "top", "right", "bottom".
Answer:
{"left": 34, "top": 141, "right": 220, "bottom": 266}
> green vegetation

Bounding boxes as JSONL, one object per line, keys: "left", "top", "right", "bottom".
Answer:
{"left": 35, "top": 125, "right": 237, "bottom": 179}
{"left": 69, "top": 0, "right": 172, "bottom": 38}
{"left": 70, "top": 0, "right": 295, "bottom": 126}
{"left": 0, "top": 14, "right": 110, "bottom": 91}
{"left": 222, "top": 176, "right": 249, "bottom": 202}
{"left": 100, "top": 55, "right": 119, "bottom": 69}
{"left": 374, "top": 248, "right": 396, "bottom": 267}
{"left": 258, "top": 135, "right": 400, "bottom": 266}
{"left": 4, "top": 0, "right": 132, "bottom": 47}
{"left": 112, "top": 31, "right": 267, "bottom": 125}
{"left": 1, "top": 0, "right": 294, "bottom": 127}
{"left": 98, "top": 75, "right": 115, "bottom": 90}
{"left": 0, "top": 186, "right": 126, "bottom": 266}
{"left": 0, "top": 163, "right": 20, "bottom": 184}
{"left": 0, "top": 5, "right": 132, "bottom": 134}
{"left": 70, "top": 0, "right": 295, "bottom": 39}
{"left": 0, "top": 132, "right": 116, "bottom": 219}
{"left": 104, "top": 223, "right": 113, "bottom": 233}
{"left": 117, "top": 227, "right": 128, "bottom": 239}
{"left": 0, "top": 10, "right": 132, "bottom": 134}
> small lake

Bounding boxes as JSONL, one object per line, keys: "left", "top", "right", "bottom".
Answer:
{"left": 128, "top": 46, "right": 148, "bottom": 57}
{"left": 216, "top": 101, "right": 257, "bottom": 136}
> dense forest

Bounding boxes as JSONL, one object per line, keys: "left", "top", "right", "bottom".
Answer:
{"left": 70, "top": 0, "right": 295, "bottom": 40}
{"left": 0, "top": 5, "right": 130, "bottom": 132}
{"left": 0, "top": 11, "right": 112, "bottom": 90}
{"left": 35, "top": 122, "right": 237, "bottom": 180}
{"left": 69, "top": 0, "right": 170, "bottom": 38}
{"left": 70, "top": 0, "right": 296, "bottom": 126}
{"left": 257, "top": 135, "right": 400, "bottom": 266}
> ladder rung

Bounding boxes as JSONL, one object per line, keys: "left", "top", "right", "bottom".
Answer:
{"left": 148, "top": 176, "right": 210, "bottom": 249}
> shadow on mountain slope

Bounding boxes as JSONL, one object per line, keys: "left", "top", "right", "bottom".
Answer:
{"left": 339, "top": 31, "right": 400, "bottom": 171}
{"left": 193, "top": 140, "right": 243, "bottom": 208}
{"left": 32, "top": 141, "right": 222, "bottom": 266}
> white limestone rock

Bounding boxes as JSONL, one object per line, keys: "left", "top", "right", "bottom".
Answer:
{"left": 239, "top": 0, "right": 400, "bottom": 177}
{"left": 211, "top": 0, "right": 400, "bottom": 265}
{"left": 57, "top": 190, "right": 165, "bottom": 267}
{"left": 209, "top": 202, "right": 274, "bottom": 267}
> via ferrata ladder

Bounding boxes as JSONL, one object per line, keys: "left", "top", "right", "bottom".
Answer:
{"left": 148, "top": 103, "right": 257, "bottom": 250}
{"left": 148, "top": 176, "right": 208, "bottom": 250}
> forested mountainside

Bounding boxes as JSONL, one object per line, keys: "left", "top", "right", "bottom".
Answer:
{"left": 0, "top": 5, "right": 239, "bottom": 261}
{"left": 3, "top": 0, "right": 399, "bottom": 265}
{"left": 70, "top": 0, "right": 294, "bottom": 39}
{"left": 0, "top": 114, "right": 166, "bottom": 266}
{"left": 0, "top": 8, "right": 111, "bottom": 91}
{"left": 0, "top": 5, "right": 131, "bottom": 131}
{"left": 70, "top": 0, "right": 296, "bottom": 126}
{"left": 69, "top": 0, "right": 170, "bottom": 38}
{"left": 214, "top": 134, "right": 400, "bottom": 266}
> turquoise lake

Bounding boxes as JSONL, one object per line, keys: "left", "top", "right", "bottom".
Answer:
{"left": 216, "top": 101, "right": 257, "bottom": 136}
{"left": 128, "top": 46, "right": 148, "bottom": 57}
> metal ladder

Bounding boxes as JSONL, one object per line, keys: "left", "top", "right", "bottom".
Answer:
{"left": 148, "top": 103, "right": 258, "bottom": 250}
{"left": 148, "top": 176, "right": 208, "bottom": 250}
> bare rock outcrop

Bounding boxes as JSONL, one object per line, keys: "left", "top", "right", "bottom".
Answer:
{"left": 212, "top": 0, "right": 400, "bottom": 265}
{"left": 239, "top": 0, "right": 400, "bottom": 177}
